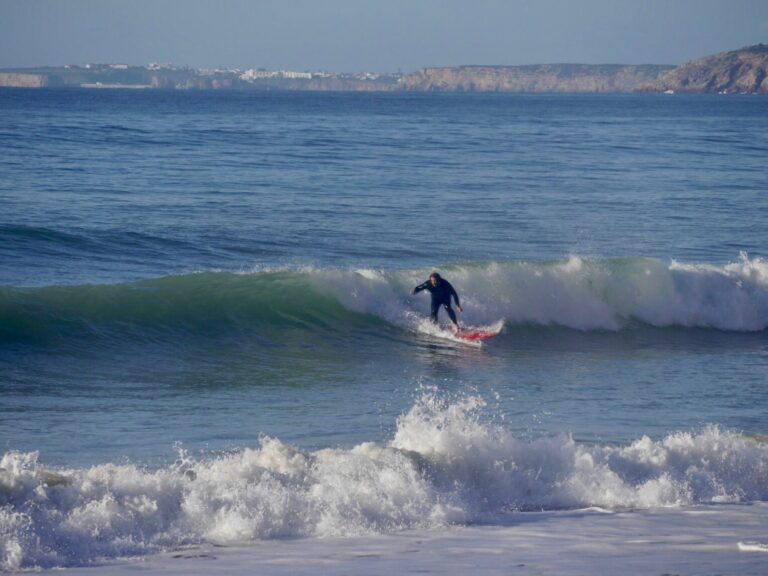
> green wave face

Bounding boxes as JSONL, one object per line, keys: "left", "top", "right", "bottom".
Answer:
{"left": 0, "top": 271, "right": 378, "bottom": 345}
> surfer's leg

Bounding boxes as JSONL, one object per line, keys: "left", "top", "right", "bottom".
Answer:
{"left": 444, "top": 304, "right": 459, "bottom": 332}
{"left": 430, "top": 302, "right": 440, "bottom": 324}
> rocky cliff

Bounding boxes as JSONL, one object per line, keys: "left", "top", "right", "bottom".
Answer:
{"left": 639, "top": 44, "right": 768, "bottom": 93}
{"left": 400, "top": 64, "right": 673, "bottom": 92}
{"left": 3, "top": 44, "right": 767, "bottom": 94}
{"left": 0, "top": 73, "right": 49, "bottom": 88}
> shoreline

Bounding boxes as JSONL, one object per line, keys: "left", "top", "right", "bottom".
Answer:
{"left": 39, "top": 504, "right": 768, "bottom": 575}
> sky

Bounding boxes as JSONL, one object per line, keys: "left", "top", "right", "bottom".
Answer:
{"left": 1, "top": 0, "right": 767, "bottom": 72}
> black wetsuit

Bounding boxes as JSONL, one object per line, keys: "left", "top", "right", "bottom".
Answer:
{"left": 413, "top": 278, "right": 460, "bottom": 325}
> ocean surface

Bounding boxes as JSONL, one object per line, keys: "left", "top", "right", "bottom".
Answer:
{"left": 1, "top": 89, "right": 767, "bottom": 573}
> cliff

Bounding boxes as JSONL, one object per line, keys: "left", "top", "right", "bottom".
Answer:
{"left": 2, "top": 44, "right": 767, "bottom": 93}
{"left": 0, "top": 65, "right": 249, "bottom": 90}
{"left": 0, "top": 73, "right": 49, "bottom": 88}
{"left": 639, "top": 44, "right": 768, "bottom": 93}
{"left": 399, "top": 64, "right": 673, "bottom": 92}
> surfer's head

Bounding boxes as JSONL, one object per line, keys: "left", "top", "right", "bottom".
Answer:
{"left": 429, "top": 272, "right": 441, "bottom": 286}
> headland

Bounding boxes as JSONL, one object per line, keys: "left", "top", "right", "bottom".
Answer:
{"left": 1, "top": 44, "right": 766, "bottom": 94}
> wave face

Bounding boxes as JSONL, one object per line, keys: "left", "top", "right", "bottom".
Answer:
{"left": 2, "top": 390, "right": 768, "bottom": 570}
{"left": 2, "top": 254, "right": 767, "bottom": 345}
{"left": 0, "top": 270, "right": 370, "bottom": 345}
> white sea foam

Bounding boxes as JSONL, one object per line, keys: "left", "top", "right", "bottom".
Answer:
{"left": 738, "top": 541, "right": 768, "bottom": 552}
{"left": 2, "top": 391, "right": 768, "bottom": 570}
{"left": 312, "top": 253, "right": 768, "bottom": 332}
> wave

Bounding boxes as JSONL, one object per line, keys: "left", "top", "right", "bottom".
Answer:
{"left": 0, "top": 270, "right": 374, "bottom": 345}
{"left": 2, "top": 390, "right": 768, "bottom": 570}
{"left": 0, "top": 224, "right": 198, "bottom": 258}
{"left": 2, "top": 253, "right": 767, "bottom": 344}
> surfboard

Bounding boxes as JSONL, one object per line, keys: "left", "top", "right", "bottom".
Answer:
{"left": 412, "top": 316, "right": 504, "bottom": 346}
{"left": 454, "top": 328, "right": 500, "bottom": 341}
{"left": 454, "top": 320, "right": 504, "bottom": 341}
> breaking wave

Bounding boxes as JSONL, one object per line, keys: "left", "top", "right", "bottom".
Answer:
{"left": 2, "top": 390, "right": 768, "bottom": 570}
{"left": 2, "top": 253, "right": 767, "bottom": 345}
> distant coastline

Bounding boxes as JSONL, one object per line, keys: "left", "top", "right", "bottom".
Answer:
{"left": 1, "top": 44, "right": 766, "bottom": 94}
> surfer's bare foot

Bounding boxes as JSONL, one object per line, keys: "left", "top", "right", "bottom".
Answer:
{"left": 451, "top": 324, "right": 460, "bottom": 334}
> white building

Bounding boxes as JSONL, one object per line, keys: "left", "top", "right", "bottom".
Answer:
{"left": 241, "top": 69, "right": 279, "bottom": 80}
{"left": 281, "top": 70, "right": 312, "bottom": 79}
{"left": 240, "top": 69, "right": 312, "bottom": 81}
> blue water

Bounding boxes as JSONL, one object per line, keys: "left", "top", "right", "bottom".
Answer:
{"left": 1, "top": 89, "right": 768, "bottom": 570}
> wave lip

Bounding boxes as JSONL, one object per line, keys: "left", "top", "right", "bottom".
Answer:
{"left": 3, "top": 391, "right": 768, "bottom": 570}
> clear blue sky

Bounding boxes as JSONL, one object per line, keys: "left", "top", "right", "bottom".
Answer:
{"left": 2, "top": 0, "right": 767, "bottom": 71}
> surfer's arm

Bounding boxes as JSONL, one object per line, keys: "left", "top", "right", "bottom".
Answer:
{"left": 411, "top": 281, "right": 429, "bottom": 296}
{"left": 448, "top": 283, "right": 463, "bottom": 311}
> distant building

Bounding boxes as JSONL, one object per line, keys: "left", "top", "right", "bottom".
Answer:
{"left": 240, "top": 69, "right": 312, "bottom": 81}
{"left": 281, "top": 70, "right": 311, "bottom": 79}
{"left": 241, "top": 69, "right": 278, "bottom": 80}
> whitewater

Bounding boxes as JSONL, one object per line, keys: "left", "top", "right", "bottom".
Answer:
{"left": 2, "top": 90, "right": 767, "bottom": 573}
{"left": 3, "top": 390, "right": 768, "bottom": 571}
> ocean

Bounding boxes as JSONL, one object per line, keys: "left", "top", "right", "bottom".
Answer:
{"left": 1, "top": 89, "right": 767, "bottom": 574}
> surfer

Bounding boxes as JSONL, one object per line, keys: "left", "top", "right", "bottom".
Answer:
{"left": 411, "top": 272, "right": 463, "bottom": 333}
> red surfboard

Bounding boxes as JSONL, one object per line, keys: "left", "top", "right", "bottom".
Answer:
{"left": 454, "top": 323, "right": 503, "bottom": 341}
{"left": 455, "top": 330, "right": 499, "bottom": 341}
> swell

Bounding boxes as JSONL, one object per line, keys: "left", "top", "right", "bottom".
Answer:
{"left": 2, "top": 253, "right": 767, "bottom": 345}
{"left": 0, "top": 224, "right": 197, "bottom": 255}
{"left": 2, "top": 390, "right": 768, "bottom": 570}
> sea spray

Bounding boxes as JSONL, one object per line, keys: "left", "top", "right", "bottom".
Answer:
{"left": 391, "top": 390, "right": 768, "bottom": 512}
{"left": 3, "top": 390, "right": 768, "bottom": 570}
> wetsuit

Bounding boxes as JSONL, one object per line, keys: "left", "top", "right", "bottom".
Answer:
{"left": 413, "top": 278, "right": 460, "bottom": 325}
